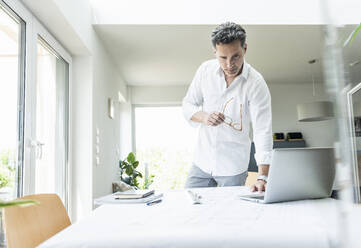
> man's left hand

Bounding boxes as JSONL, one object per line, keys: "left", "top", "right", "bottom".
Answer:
{"left": 251, "top": 179, "right": 267, "bottom": 193}
{"left": 251, "top": 164, "right": 269, "bottom": 192}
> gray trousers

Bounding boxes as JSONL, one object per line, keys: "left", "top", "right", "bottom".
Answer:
{"left": 185, "top": 165, "right": 248, "bottom": 188}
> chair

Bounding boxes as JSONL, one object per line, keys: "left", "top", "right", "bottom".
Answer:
{"left": 245, "top": 172, "right": 258, "bottom": 186}
{"left": 2, "top": 194, "right": 71, "bottom": 248}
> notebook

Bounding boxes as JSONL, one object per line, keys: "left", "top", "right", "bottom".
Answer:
{"left": 114, "top": 189, "right": 155, "bottom": 199}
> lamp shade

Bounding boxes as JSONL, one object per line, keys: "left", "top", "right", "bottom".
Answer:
{"left": 297, "top": 101, "right": 334, "bottom": 122}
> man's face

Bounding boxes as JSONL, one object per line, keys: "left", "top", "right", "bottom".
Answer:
{"left": 214, "top": 40, "right": 247, "bottom": 78}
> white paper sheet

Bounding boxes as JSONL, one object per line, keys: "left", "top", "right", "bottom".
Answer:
{"left": 94, "top": 193, "right": 163, "bottom": 206}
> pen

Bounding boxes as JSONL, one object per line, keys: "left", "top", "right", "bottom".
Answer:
{"left": 146, "top": 199, "right": 162, "bottom": 206}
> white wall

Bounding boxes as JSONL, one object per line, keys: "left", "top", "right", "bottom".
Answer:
{"left": 91, "top": 34, "right": 124, "bottom": 200}
{"left": 131, "top": 85, "right": 188, "bottom": 105}
{"left": 130, "top": 82, "right": 336, "bottom": 148}
{"left": 119, "top": 101, "right": 133, "bottom": 160}
{"left": 270, "top": 83, "right": 335, "bottom": 147}
{"left": 71, "top": 57, "right": 93, "bottom": 221}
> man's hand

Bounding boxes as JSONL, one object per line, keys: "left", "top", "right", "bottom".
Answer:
{"left": 191, "top": 111, "right": 225, "bottom": 126}
{"left": 203, "top": 112, "right": 225, "bottom": 126}
{"left": 251, "top": 164, "right": 269, "bottom": 193}
{"left": 251, "top": 179, "right": 267, "bottom": 193}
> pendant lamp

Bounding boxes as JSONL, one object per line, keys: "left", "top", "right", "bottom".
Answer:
{"left": 297, "top": 59, "right": 334, "bottom": 122}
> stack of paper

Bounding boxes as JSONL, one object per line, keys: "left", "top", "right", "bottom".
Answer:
{"left": 109, "top": 189, "right": 162, "bottom": 204}
{"left": 94, "top": 189, "right": 163, "bottom": 206}
{"left": 114, "top": 189, "right": 155, "bottom": 199}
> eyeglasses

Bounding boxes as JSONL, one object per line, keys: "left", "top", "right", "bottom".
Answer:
{"left": 221, "top": 97, "right": 242, "bottom": 131}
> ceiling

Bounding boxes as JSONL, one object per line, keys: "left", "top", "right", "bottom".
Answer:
{"left": 94, "top": 25, "right": 361, "bottom": 86}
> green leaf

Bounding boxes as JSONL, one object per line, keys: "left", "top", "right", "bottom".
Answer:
{"left": 125, "top": 166, "right": 133, "bottom": 175}
{"left": 344, "top": 22, "right": 361, "bottom": 47}
{"left": 127, "top": 152, "right": 135, "bottom": 163}
{"left": 133, "top": 161, "right": 139, "bottom": 168}
{"left": 123, "top": 161, "right": 131, "bottom": 170}
{"left": 0, "top": 200, "right": 39, "bottom": 208}
{"left": 133, "top": 171, "right": 143, "bottom": 178}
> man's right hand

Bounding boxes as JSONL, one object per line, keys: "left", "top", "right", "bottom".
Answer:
{"left": 190, "top": 111, "right": 225, "bottom": 126}
{"left": 203, "top": 112, "right": 225, "bottom": 126}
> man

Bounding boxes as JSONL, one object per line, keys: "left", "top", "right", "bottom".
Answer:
{"left": 182, "top": 22, "right": 272, "bottom": 192}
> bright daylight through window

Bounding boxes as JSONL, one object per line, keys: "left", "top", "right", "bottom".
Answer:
{"left": 0, "top": 5, "right": 22, "bottom": 199}
{"left": 135, "top": 106, "right": 198, "bottom": 189}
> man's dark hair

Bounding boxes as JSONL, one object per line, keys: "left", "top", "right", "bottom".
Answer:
{"left": 211, "top": 22, "right": 246, "bottom": 48}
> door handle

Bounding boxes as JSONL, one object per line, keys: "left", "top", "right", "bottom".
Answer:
{"left": 37, "top": 142, "right": 44, "bottom": 159}
{"left": 30, "top": 140, "right": 45, "bottom": 159}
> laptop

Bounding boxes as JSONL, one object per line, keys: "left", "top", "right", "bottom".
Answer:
{"left": 239, "top": 147, "right": 335, "bottom": 204}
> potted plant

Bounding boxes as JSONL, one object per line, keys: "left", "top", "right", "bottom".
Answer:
{"left": 119, "top": 152, "right": 143, "bottom": 188}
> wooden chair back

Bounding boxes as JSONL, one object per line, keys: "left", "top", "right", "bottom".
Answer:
{"left": 2, "top": 194, "right": 71, "bottom": 248}
{"left": 245, "top": 172, "right": 258, "bottom": 186}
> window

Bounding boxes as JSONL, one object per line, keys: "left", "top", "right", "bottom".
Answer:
{"left": 34, "top": 37, "right": 69, "bottom": 201}
{"left": 0, "top": 2, "right": 25, "bottom": 199}
{"left": 135, "top": 106, "right": 197, "bottom": 189}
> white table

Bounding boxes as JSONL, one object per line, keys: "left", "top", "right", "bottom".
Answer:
{"left": 39, "top": 186, "right": 340, "bottom": 248}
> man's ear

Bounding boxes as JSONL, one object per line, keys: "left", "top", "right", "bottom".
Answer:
{"left": 213, "top": 49, "right": 217, "bottom": 56}
{"left": 243, "top": 43, "right": 247, "bottom": 53}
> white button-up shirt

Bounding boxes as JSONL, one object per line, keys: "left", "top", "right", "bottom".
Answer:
{"left": 182, "top": 59, "right": 272, "bottom": 176}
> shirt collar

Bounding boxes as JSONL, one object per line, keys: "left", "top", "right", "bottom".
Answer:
{"left": 215, "top": 60, "right": 250, "bottom": 80}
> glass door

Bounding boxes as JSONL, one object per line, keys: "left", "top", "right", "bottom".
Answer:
{"left": 0, "top": 2, "right": 25, "bottom": 200}
{"left": 32, "top": 37, "right": 69, "bottom": 203}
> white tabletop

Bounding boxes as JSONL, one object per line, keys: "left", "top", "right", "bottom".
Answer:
{"left": 39, "top": 186, "right": 339, "bottom": 248}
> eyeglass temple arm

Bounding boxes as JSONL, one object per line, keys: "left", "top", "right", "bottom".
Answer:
{"left": 222, "top": 97, "right": 234, "bottom": 113}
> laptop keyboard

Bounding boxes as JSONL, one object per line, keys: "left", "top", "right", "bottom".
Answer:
{"left": 250, "top": 195, "right": 265, "bottom": 200}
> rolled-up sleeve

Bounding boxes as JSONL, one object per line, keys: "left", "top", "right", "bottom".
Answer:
{"left": 182, "top": 64, "right": 204, "bottom": 127}
{"left": 249, "top": 78, "right": 273, "bottom": 165}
